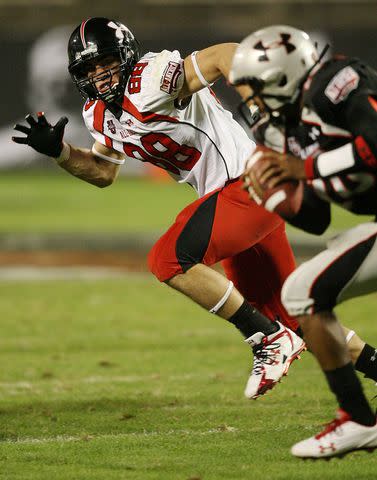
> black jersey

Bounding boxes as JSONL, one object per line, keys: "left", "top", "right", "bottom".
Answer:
{"left": 255, "top": 57, "right": 377, "bottom": 219}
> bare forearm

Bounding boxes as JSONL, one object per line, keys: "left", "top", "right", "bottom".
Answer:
{"left": 208, "top": 43, "right": 239, "bottom": 82}
{"left": 58, "top": 144, "right": 120, "bottom": 187}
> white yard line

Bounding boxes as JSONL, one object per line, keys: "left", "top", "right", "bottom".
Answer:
{"left": 4, "top": 426, "right": 238, "bottom": 445}
{"left": 0, "top": 372, "right": 239, "bottom": 392}
{"left": 0, "top": 266, "right": 149, "bottom": 281}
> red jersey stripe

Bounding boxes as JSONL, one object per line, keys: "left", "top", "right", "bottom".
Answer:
{"left": 122, "top": 96, "right": 179, "bottom": 124}
{"left": 93, "top": 101, "right": 106, "bottom": 132}
{"left": 93, "top": 100, "right": 113, "bottom": 148}
{"left": 84, "top": 100, "right": 96, "bottom": 111}
{"left": 105, "top": 136, "right": 113, "bottom": 148}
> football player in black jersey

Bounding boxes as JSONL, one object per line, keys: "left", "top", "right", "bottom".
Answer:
{"left": 230, "top": 25, "right": 377, "bottom": 459}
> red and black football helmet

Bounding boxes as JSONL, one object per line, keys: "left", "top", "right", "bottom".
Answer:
{"left": 68, "top": 17, "right": 140, "bottom": 103}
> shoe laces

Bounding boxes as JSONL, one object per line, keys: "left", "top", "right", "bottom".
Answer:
{"left": 251, "top": 339, "right": 281, "bottom": 375}
{"left": 315, "top": 410, "right": 351, "bottom": 439}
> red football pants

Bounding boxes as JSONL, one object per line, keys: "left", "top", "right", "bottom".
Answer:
{"left": 148, "top": 178, "right": 298, "bottom": 330}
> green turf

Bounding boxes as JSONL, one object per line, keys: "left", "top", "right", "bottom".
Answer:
{"left": 1, "top": 277, "right": 377, "bottom": 479}
{"left": 0, "top": 171, "right": 196, "bottom": 234}
{"left": 0, "top": 171, "right": 373, "bottom": 234}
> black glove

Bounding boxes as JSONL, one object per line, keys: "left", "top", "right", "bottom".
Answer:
{"left": 12, "top": 112, "right": 68, "bottom": 158}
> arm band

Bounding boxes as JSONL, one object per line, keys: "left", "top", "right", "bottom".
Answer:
{"left": 191, "top": 51, "right": 214, "bottom": 88}
{"left": 314, "top": 143, "right": 355, "bottom": 178}
{"left": 91, "top": 145, "right": 125, "bottom": 165}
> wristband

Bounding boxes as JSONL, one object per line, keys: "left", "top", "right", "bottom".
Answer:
{"left": 304, "top": 156, "right": 315, "bottom": 180}
{"left": 54, "top": 142, "right": 70, "bottom": 164}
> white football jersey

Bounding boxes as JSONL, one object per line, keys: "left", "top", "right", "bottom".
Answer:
{"left": 83, "top": 50, "right": 255, "bottom": 197}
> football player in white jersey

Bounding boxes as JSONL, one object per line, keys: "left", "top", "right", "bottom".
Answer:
{"left": 13, "top": 17, "right": 308, "bottom": 400}
{"left": 230, "top": 25, "right": 377, "bottom": 458}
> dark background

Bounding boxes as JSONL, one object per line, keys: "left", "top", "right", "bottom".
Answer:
{"left": 1, "top": 0, "right": 377, "bottom": 168}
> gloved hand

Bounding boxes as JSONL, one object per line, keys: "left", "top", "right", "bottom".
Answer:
{"left": 12, "top": 112, "right": 68, "bottom": 158}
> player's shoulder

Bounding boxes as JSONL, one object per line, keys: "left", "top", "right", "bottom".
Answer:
{"left": 302, "top": 56, "right": 372, "bottom": 125}
{"left": 124, "top": 49, "right": 185, "bottom": 111}
{"left": 82, "top": 98, "right": 97, "bottom": 122}
{"left": 83, "top": 98, "right": 97, "bottom": 114}
{"left": 305, "top": 57, "right": 369, "bottom": 109}
{"left": 136, "top": 50, "right": 183, "bottom": 88}
{"left": 82, "top": 98, "right": 108, "bottom": 130}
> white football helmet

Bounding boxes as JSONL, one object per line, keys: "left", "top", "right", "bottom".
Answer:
{"left": 230, "top": 25, "right": 320, "bottom": 118}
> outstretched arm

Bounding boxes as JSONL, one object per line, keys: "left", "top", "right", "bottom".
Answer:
{"left": 13, "top": 113, "right": 124, "bottom": 188}
{"left": 58, "top": 141, "right": 123, "bottom": 188}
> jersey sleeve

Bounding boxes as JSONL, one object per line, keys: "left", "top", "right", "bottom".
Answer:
{"left": 81, "top": 100, "right": 125, "bottom": 164}
{"left": 304, "top": 59, "right": 377, "bottom": 179}
{"left": 288, "top": 183, "right": 331, "bottom": 235}
{"left": 82, "top": 100, "right": 107, "bottom": 146}
{"left": 140, "top": 50, "right": 185, "bottom": 112}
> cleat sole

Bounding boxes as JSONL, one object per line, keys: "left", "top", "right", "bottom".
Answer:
{"left": 296, "top": 446, "right": 377, "bottom": 461}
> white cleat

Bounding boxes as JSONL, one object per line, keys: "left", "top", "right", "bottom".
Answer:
{"left": 291, "top": 409, "right": 377, "bottom": 460}
{"left": 244, "top": 322, "right": 306, "bottom": 399}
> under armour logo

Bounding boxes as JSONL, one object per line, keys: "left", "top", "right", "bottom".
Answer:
{"left": 371, "top": 349, "right": 377, "bottom": 362}
{"left": 108, "top": 21, "right": 125, "bottom": 42}
{"left": 254, "top": 33, "right": 296, "bottom": 62}
{"left": 319, "top": 443, "right": 336, "bottom": 454}
{"left": 309, "top": 127, "right": 320, "bottom": 141}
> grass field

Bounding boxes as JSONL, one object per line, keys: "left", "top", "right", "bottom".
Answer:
{"left": 1, "top": 171, "right": 377, "bottom": 478}
{"left": 1, "top": 276, "right": 377, "bottom": 479}
{"left": 0, "top": 171, "right": 373, "bottom": 234}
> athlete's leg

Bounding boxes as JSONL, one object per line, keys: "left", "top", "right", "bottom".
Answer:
{"left": 341, "top": 326, "right": 377, "bottom": 381}
{"left": 221, "top": 224, "right": 305, "bottom": 398}
{"left": 221, "top": 222, "right": 298, "bottom": 331}
{"left": 149, "top": 180, "right": 304, "bottom": 398}
{"left": 220, "top": 227, "right": 377, "bottom": 379}
{"left": 148, "top": 180, "right": 283, "bottom": 332}
{"left": 283, "top": 223, "right": 377, "bottom": 458}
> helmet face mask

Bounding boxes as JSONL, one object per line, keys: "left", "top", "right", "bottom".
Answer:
{"left": 68, "top": 17, "right": 140, "bottom": 103}
{"left": 230, "top": 25, "right": 320, "bottom": 127}
{"left": 237, "top": 80, "right": 302, "bottom": 129}
{"left": 72, "top": 54, "right": 125, "bottom": 103}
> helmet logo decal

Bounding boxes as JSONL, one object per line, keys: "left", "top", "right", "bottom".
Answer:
{"left": 107, "top": 119, "right": 117, "bottom": 134}
{"left": 107, "top": 21, "right": 125, "bottom": 42}
{"left": 254, "top": 33, "right": 296, "bottom": 62}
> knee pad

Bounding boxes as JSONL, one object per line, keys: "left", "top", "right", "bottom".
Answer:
{"left": 281, "top": 262, "right": 336, "bottom": 316}
{"left": 281, "top": 266, "right": 316, "bottom": 316}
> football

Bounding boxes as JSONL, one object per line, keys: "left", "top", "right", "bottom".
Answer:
{"left": 245, "top": 146, "right": 304, "bottom": 219}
